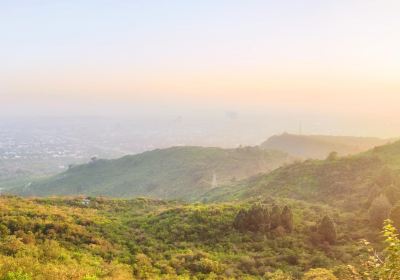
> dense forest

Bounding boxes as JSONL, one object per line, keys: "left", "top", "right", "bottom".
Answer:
{"left": 0, "top": 195, "right": 399, "bottom": 279}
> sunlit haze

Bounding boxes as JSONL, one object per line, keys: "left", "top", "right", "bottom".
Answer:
{"left": 2, "top": 3, "right": 400, "bottom": 277}
{"left": 1, "top": 1, "right": 400, "bottom": 137}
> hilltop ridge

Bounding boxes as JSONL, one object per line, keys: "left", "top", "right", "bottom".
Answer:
{"left": 260, "top": 133, "right": 389, "bottom": 159}
{"left": 15, "top": 146, "right": 293, "bottom": 200}
{"left": 204, "top": 140, "right": 400, "bottom": 210}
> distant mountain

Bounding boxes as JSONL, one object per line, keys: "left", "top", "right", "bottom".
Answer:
{"left": 15, "top": 146, "right": 293, "bottom": 200}
{"left": 204, "top": 140, "right": 400, "bottom": 209}
{"left": 260, "top": 133, "right": 389, "bottom": 159}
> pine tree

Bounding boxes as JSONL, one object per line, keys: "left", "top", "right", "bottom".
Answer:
{"left": 369, "top": 194, "right": 392, "bottom": 228}
{"left": 281, "top": 206, "right": 294, "bottom": 233}
{"left": 270, "top": 205, "right": 281, "bottom": 230}
{"left": 318, "top": 216, "right": 336, "bottom": 244}
{"left": 233, "top": 209, "right": 248, "bottom": 232}
{"left": 384, "top": 185, "right": 400, "bottom": 205}
{"left": 247, "top": 204, "right": 270, "bottom": 232}
{"left": 233, "top": 204, "right": 270, "bottom": 233}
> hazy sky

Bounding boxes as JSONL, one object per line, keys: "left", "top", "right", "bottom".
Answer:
{"left": 1, "top": 1, "right": 400, "bottom": 136}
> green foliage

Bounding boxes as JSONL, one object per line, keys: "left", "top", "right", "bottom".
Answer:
{"left": 3, "top": 135, "right": 400, "bottom": 279}
{"left": 380, "top": 220, "right": 400, "bottom": 279}
{"left": 318, "top": 216, "right": 337, "bottom": 244}
{"left": 260, "top": 133, "right": 387, "bottom": 159}
{"left": 270, "top": 205, "right": 282, "bottom": 230}
{"left": 326, "top": 151, "right": 338, "bottom": 161}
{"left": 264, "top": 269, "right": 293, "bottom": 279}
{"left": 205, "top": 140, "right": 400, "bottom": 210}
{"left": 344, "top": 220, "right": 400, "bottom": 280}
{"left": 233, "top": 209, "right": 249, "bottom": 232}
{"left": 302, "top": 268, "right": 337, "bottom": 280}
{"left": 17, "top": 146, "right": 292, "bottom": 201}
{"left": 233, "top": 204, "right": 295, "bottom": 236}
{"left": 375, "top": 167, "right": 398, "bottom": 188}
{"left": 390, "top": 203, "right": 400, "bottom": 229}
{"left": 281, "top": 206, "right": 294, "bottom": 233}
{"left": 369, "top": 194, "right": 392, "bottom": 228}
{"left": 0, "top": 196, "right": 374, "bottom": 279}
{"left": 234, "top": 204, "right": 270, "bottom": 233}
{"left": 0, "top": 271, "right": 31, "bottom": 280}
{"left": 81, "top": 276, "right": 98, "bottom": 280}
{"left": 384, "top": 185, "right": 400, "bottom": 205}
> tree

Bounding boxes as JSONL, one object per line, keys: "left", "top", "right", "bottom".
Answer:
{"left": 326, "top": 151, "right": 338, "bottom": 161}
{"left": 384, "top": 185, "right": 400, "bottom": 205}
{"left": 373, "top": 220, "right": 400, "bottom": 279}
{"left": 281, "top": 206, "right": 294, "bottom": 233}
{"left": 375, "top": 167, "right": 398, "bottom": 188}
{"left": 318, "top": 216, "right": 336, "bottom": 244}
{"left": 270, "top": 205, "right": 282, "bottom": 230}
{"left": 369, "top": 194, "right": 392, "bottom": 228}
{"left": 353, "top": 220, "right": 400, "bottom": 279}
{"left": 233, "top": 204, "right": 270, "bottom": 233}
{"left": 132, "top": 253, "right": 157, "bottom": 279}
{"left": 247, "top": 204, "right": 270, "bottom": 232}
{"left": 390, "top": 203, "right": 400, "bottom": 229}
{"left": 365, "top": 184, "right": 381, "bottom": 209}
{"left": 233, "top": 209, "right": 248, "bottom": 232}
{"left": 0, "top": 224, "right": 10, "bottom": 238}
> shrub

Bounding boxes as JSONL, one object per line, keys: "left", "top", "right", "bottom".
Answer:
{"left": 1, "top": 271, "right": 31, "bottom": 280}
{"left": 302, "top": 268, "right": 337, "bottom": 280}
{"left": 265, "top": 270, "right": 293, "bottom": 280}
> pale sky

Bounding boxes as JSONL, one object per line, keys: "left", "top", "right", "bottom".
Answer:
{"left": 1, "top": 1, "right": 400, "bottom": 136}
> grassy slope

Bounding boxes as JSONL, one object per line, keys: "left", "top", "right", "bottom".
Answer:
{"left": 204, "top": 140, "right": 400, "bottom": 209}
{"left": 260, "top": 133, "right": 389, "bottom": 159}
{"left": 16, "top": 146, "right": 292, "bottom": 200}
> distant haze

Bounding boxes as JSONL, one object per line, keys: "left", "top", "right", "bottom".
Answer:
{"left": 1, "top": 1, "right": 400, "bottom": 137}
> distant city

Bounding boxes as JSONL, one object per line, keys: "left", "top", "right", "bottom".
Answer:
{"left": 0, "top": 113, "right": 390, "bottom": 190}
{"left": 0, "top": 116, "right": 272, "bottom": 187}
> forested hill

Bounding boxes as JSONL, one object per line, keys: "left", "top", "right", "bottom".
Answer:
{"left": 260, "top": 133, "right": 389, "bottom": 159}
{"left": 14, "top": 146, "right": 293, "bottom": 200}
{"left": 204, "top": 140, "right": 400, "bottom": 211}
{"left": 3, "top": 142, "right": 400, "bottom": 278}
{"left": 0, "top": 195, "right": 397, "bottom": 279}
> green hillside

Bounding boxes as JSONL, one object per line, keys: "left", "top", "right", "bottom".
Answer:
{"left": 2, "top": 142, "right": 400, "bottom": 279}
{"left": 260, "top": 133, "right": 389, "bottom": 159}
{"left": 205, "top": 141, "right": 400, "bottom": 211}
{"left": 15, "top": 146, "right": 293, "bottom": 200}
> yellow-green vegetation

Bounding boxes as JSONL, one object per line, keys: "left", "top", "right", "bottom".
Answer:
{"left": 3, "top": 141, "right": 400, "bottom": 279}
{"left": 0, "top": 195, "right": 397, "bottom": 279}
{"left": 204, "top": 141, "right": 400, "bottom": 212}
